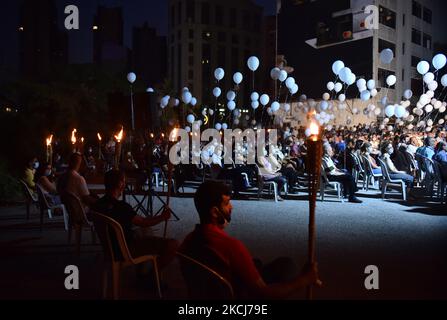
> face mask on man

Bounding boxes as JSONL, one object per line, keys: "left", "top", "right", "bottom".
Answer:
{"left": 388, "top": 148, "right": 394, "bottom": 155}
{"left": 33, "top": 162, "right": 40, "bottom": 169}
{"left": 45, "top": 169, "right": 52, "bottom": 177}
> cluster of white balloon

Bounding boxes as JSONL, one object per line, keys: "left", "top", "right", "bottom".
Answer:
{"left": 205, "top": 56, "right": 300, "bottom": 129}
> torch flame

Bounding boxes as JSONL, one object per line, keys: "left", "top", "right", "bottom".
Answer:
{"left": 46, "top": 135, "right": 53, "bottom": 147}
{"left": 81, "top": 137, "right": 85, "bottom": 143}
{"left": 169, "top": 128, "right": 179, "bottom": 142}
{"left": 150, "top": 133, "right": 154, "bottom": 139}
{"left": 71, "top": 129, "right": 77, "bottom": 145}
{"left": 309, "top": 121, "right": 320, "bottom": 141}
{"left": 115, "top": 127, "right": 124, "bottom": 143}
{"left": 97, "top": 133, "right": 102, "bottom": 141}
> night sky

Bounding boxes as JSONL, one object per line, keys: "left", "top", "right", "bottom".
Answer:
{"left": 0, "top": 0, "right": 275, "bottom": 68}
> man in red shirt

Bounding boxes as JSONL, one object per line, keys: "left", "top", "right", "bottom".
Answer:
{"left": 180, "top": 181, "right": 321, "bottom": 299}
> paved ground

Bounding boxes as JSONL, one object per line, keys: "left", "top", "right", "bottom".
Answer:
{"left": 1, "top": 184, "right": 446, "bottom": 300}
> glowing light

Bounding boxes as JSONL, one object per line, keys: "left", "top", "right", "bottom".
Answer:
{"left": 97, "top": 133, "right": 102, "bottom": 141}
{"left": 114, "top": 127, "right": 124, "bottom": 143}
{"left": 170, "top": 128, "right": 179, "bottom": 142}
{"left": 71, "top": 129, "right": 77, "bottom": 145}
{"left": 46, "top": 135, "right": 53, "bottom": 147}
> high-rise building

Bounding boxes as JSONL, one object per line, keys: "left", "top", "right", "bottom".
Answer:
{"left": 167, "top": 0, "right": 264, "bottom": 108}
{"left": 18, "top": 0, "right": 68, "bottom": 80}
{"left": 131, "top": 22, "right": 167, "bottom": 87}
{"left": 93, "top": 6, "right": 128, "bottom": 70}
{"left": 279, "top": 0, "right": 436, "bottom": 103}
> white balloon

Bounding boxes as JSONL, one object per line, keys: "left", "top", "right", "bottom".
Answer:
{"left": 174, "top": 99, "right": 180, "bottom": 106}
{"left": 322, "top": 93, "right": 330, "bottom": 101}
{"left": 215, "top": 123, "right": 222, "bottom": 130}
{"left": 251, "top": 101, "right": 259, "bottom": 110}
{"left": 339, "top": 67, "right": 352, "bottom": 83}
{"left": 251, "top": 92, "right": 259, "bottom": 101}
{"left": 191, "top": 97, "right": 197, "bottom": 106}
{"left": 127, "top": 72, "right": 136, "bottom": 84}
{"left": 427, "top": 119, "right": 434, "bottom": 126}
{"left": 146, "top": 87, "right": 155, "bottom": 93}
{"left": 394, "top": 105, "right": 406, "bottom": 118}
{"left": 260, "top": 94, "right": 270, "bottom": 106}
{"left": 428, "top": 81, "right": 438, "bottom": 91}
{"left": 380, "top": 49, "right": 394, "bottom": 64}
{"left": 278, "top": 70, "right": 288, "bottom": 82}
{"left": 385, "top": 105, "right": 395, "bottom": 118}
{"left": 347, "top": 73, "right": 356, "bottom": 86}
{"left": 202, "top": 109, "right": 207, "bottom": 116}
{"left": 407, "top": 124, "right": 414, "bottom": 130}
{"left": 370, "top": 88, "right": 378, "bottom": 97}
{"left": 327, "top": 82, "right": 335, "bottom": 91}
{"left": 367, "top": 79, "right": 376, "bottom": 90}
{"left": 352, "top": 108, "right": 359, "bottom": 115}
{"left": 417, "top": 61, "right": 430, "bottom": 75}
{"left": 213, "top": 87, "right": 221, "bottom": 98}
{"left": 383, "top": 118, "right": 390, "bottom": 124}
{"left": 161, "top": 95, "right": 170, "bottom": 107}
{"left": 290, "top": 84, "right": 299, "bottom": 95}
{"left": 247, "top": 56, "right": 260, "bottom": 72}
{"left": 361, "top": 90, "right": 371, "bottom": 101}
{"left": 423, "top": 72, "right": 435, "bottom": 84}
{"left": 320, "top": 101, "right": 329, "bottom": 111}
{"left": 233, "top": 72, "right": 243, "bottom": 84}
{"left": 426, "top": 90, "right": 435, "bottom": 98}
{"left": 214, "top": 68, "right": 225, "bottom": 81}
{"left": 441, "top": 74, "right": 447, "bottom": 87}
{"left": 433, "top": 54, "right": 447, "bottom": 70}
{"left": 425, "top": 104, "right": 433, "bottom": 113}
{"left": 338, "top": 94, "right": 346, "bottom": 102}
{"left": 356, "top": 79, "right": 366, "bottom": 89}
{"left": 185, "top": 126, "right": 191, "bottom": 133}
{"left": 283, "top": 104, "right": 291, "bottom": 112}
{"left": 227, "top": 91, "right": 236, "bottom": 101}
{"left": 182, "top": 91, "right": 192, "bottom": 104}
{"left": 420, "top": 94, "right": 430, "bottom": 105}
{"left": 332, "top": 60, "right": 345, "bottom": 75}
{"left": 222, "top": 123, "right": 228, "bottom": 130}
{"left": 404, "top": 89, "right": 413, "bottom": 100}
{"left": 299, "top": 94, "right": 307, "bottom": 102}
{"left": 271, "top": 101, "right": 280, "bottom": 112}
{"left": 386, "top": 75, "right": 397, "bottom": 86}
{"left": 186, "top": 114, "right": 195, "bottom": 124}
{"left": 227, "top": 101, "right": 236, "bottom": 111}
{"left": 440, "top": 106, "right": 447, "bottom": 113}
{"left": 334, "top": 82, "right": 343, "bottom": 93}
{"left": 358, "top": 85, "right": 367, "bottom": 93}
{"left": 439, "top": 119, "right": 445, "bottom": 125}
{"left": 407, "top": 115, "right": 415, "bottom": 122}
{"left": 209, "top": 109, "right": 214, "bottom": 116}
{"left": 387, "top": 126, "right": 394, "bottom": 131}
{"left": 270, "top": 68, "right": 281, "bottom": 80}
{"left": 285, "top": 77, "right": 296, "bottom": 89}
{"left": 374, "top": 108, "right": 382, "bottom": 116}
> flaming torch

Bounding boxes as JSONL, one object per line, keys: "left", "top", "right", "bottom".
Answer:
{"left": 97, "top": 133, "right": 103, "bottom": 159}
{"left": 71, "top": 129, "right": 77, "bottom": 153}
{"left": 46, "top": 135, "right": 53, "bottom": 165}
{"left": 114, "top": 127, "right": 124, "bottom": 169}
{"left": 306, "top": 120, "right": 323, "bottom": 300}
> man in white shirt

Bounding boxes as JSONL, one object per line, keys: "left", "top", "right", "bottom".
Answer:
{"left": 57, "top": 153, "right": 98, "bottom": 210}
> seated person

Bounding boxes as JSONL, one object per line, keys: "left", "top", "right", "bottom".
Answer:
{"left": 434, "top": 141, "right": 447, "bottom": 180}
{"left": 258, "top": 150, "right": 288, "bottom": 201}
{"left": 360, "top": 142, "right": 381, "bottom": 175}
{"left": 92, "top": 170, "right": 178, "bottom": 270}
{"left": 322, "top": 143, "right": 362, "bottom": 203}
{"left": 380, "top": 142, "right": 414, "bottom": 188}
{"left": 57, "top": 153, "right": 98, "bottom": 210}
{"left": 416, "top": 137, "right": 436, "bottom": 160}
{"left": 23, "top": 157, "right": 39, "bottom": 191}
{"left": 179, "top": 181, "right": 321, "bottom": 299}
{"left": 392, "top": 143, "right": 414, "bottom": 174}
{"left": 35, "top": 163, "right": 61, "bottom": 206}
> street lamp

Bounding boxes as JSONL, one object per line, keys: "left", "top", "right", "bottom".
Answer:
{"left": 127, "top": 72, "right": 137, "bottom": 132}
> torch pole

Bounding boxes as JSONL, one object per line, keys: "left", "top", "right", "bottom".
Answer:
{"left": 305, "top": 129, "right": 323, "bottom": 300}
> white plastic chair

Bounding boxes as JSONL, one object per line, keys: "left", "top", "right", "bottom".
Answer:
{"left": 319, "top": 166, "right": 344, "bottom": 202}
{"left": 36, "top": 184, "right": 68, "bottom": 230}
{"left": 378, "top": 158, "right": 407, "bottom": 201}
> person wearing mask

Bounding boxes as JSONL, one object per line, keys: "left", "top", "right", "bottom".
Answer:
{"left": 179, "top": 181, "right": 321, "bottom": 299}
{"left": 380, "top": 142, "right": 414, "bottom": 188}
{"left": 23, "top": 157, "right": 39, "bottom": 191}
{"left": 360, "top": 142, "right": 381, "bottom": 175}
{"left": 322, "top": 143, "right": 362, "bottom": 203}
{"left": 35, "top": 163, "right": 61, "bottom": 205}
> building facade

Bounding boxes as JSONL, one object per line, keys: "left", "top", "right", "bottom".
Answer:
{"left": 131, "top": 22, "right": 167, "bottom": 87}
{"left": 279, "top": 0, "right": 435, "bottom": 104}
{"left": 167, "top": 0, "right": 264, "bottom": 108}
{"left": 18, "top": 0, "right": 68, "bottom": 80}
